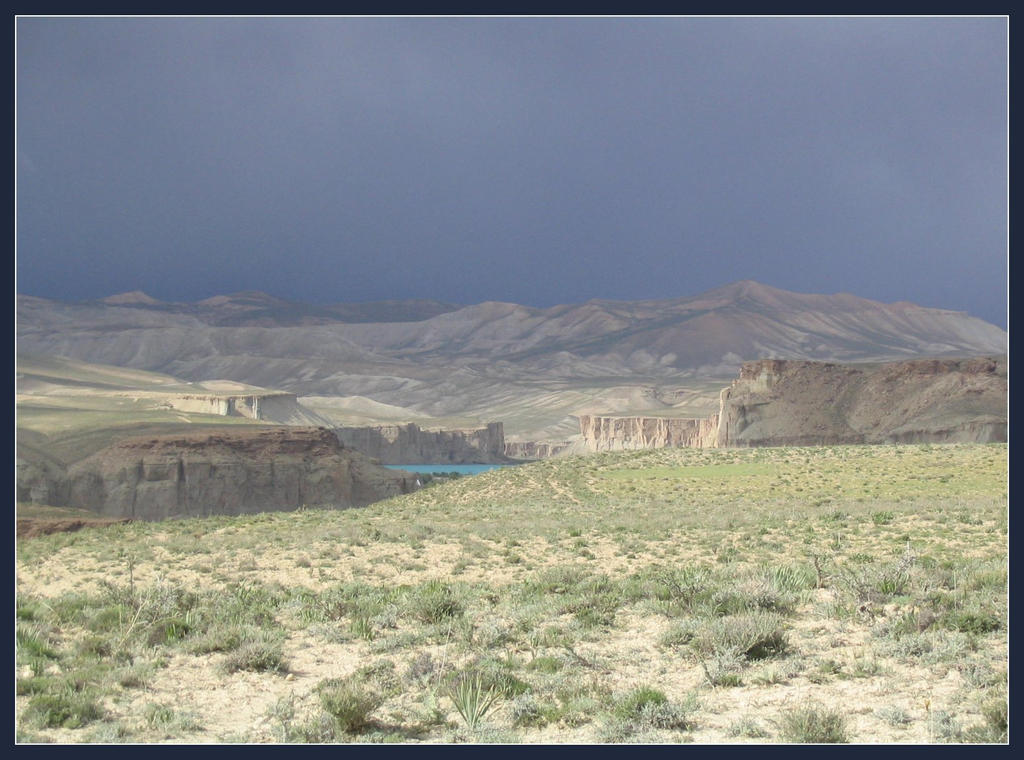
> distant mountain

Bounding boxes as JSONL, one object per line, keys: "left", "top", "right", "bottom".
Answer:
{"left": 84, "top": 290, "right": 461, "bottom": 326}
{"left": 17, "top": 282, "right": 1006, "bottom": 439}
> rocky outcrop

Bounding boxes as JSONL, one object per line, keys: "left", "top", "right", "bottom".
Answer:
{"left": 574, "top": 356, "right": 1006, "bottom": 450}
{"left": 18, "top": 427, "right": 418, "bottom": 520}
{"left": 160, "top": 392, "right": 333, "bottom": 426}
{"left": 334, "top": 422, "right": 509, "bottom": 464}
{"left": 718, "top": 356, "right": 1007, "bottom": 447}
{"left": 504, "top": 440, "right": 574, "bottom": 460}
{"left": 577, "top": 414, "right": 719, "bottom": 451}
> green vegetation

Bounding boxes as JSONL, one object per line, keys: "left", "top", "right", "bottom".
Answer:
{"left": 15, "top": 443, "right": 1007, "bottom": 743}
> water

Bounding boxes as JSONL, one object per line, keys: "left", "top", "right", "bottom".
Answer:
{"left": 384, "top": 464, "right": 513, "bottom": 476}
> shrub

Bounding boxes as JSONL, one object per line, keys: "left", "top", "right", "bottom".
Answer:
{"left": 509, "top": 693, "right": 547, "bottom": 727}
{"left": 16, "top": 625, "right": 58, "bottom": 661}
{"left": 317, "top": 678, "right": 383, "bottom": 733}
{"left": 875, "top": 705, "right": 912, "bottom": 727}
{"left": 526, "top": 655, "right": 563, "bottom": 673}
{"left": 614, "top": 686, "right": 666, "bottom": 722}
{"left": 694, "top": 612, "right": 789, "bottom": 661}
{"left": 220, "top": 631, "right": 286, "bottom": 674}
{"left": 607, "top": 687, "right": 697, "bottom": 737}
{"left": 410, "top": 580, "right": 463, "bottom": 624}
{"left": 940, "top": 610, "right": 1001, "bottom": 634}
{"left": 24, "top": 692, "right": 104, "bottom": 729}
{"left": 779, "top": 704, "right": 848, "bottom": 743}
{"left": 726, "top": 717, "right": 770, "bottom": 738}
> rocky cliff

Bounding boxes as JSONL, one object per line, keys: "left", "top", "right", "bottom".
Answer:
{"left": 160, "top": 391, "right": 333, "bottom": 427}
{"left": 334, "top": 422, "right": 509, "bottom": 464}
{"left": 504, "top": 440, "right": 574, "bottom": 460}
{"left": 576, "top": 415, "right": 719, "bottom": 451}
{"left": 17, "top": 427, "right": 418, "bottom": 520}
{"left": 717, "top": 356, "right": 1007, "bottom": 447}
{"left": 574, "top": 356, "right": 1006, "bottom": 451}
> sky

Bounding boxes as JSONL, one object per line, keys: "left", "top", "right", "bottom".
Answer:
{"left": 16, "top": 17, "right": 1008, "bottom": 327}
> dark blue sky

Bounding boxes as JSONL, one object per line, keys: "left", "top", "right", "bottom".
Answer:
{"left": 16, "top": 17, "right": 1007, "bottom": 326}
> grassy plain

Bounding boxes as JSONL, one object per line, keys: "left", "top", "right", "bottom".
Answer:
{"left": 15, "top": 444, "right": 1007, "bottom": 744}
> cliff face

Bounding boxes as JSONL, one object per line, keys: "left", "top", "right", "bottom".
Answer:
{"left": 504, "top": 440, "right": 574, "bottom": 460}
{"left": 577, "top": 414, "right": 719, "bottom": 451}
{"left": 161, "top": 392, "right": 333, "bottom": 426}
{"left": 718, "top": 356, "right": 1007, "bottom": 447}
{"left": 334, "top": 422, "right": 508, "bottom": 464}
{"left": 574, "top": 356, "right": 1006, "bottom": 451}
{"left": 18, "top": 428, "right": 418, "bottom": 520}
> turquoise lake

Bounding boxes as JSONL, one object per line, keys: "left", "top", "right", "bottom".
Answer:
{"left": 384, "top": 464, "right": 513, "bottom": 475}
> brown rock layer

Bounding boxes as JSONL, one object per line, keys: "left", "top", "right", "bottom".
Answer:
{"left": 718, "top": 356, "right": 1006, "bottom": 447}
{"left": 576, "top": 356, "right": 1006, "bottom": 451}
{"left": 22, "top": 427, "right": 417, "bottom": 521}
{"left": 334, "top": 422, "right": 509, "bottom": 464}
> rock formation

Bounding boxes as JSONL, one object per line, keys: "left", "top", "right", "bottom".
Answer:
{"left": 575, "top": 356, "right": 1006, "bottom": 451}
{"left": 576, "top": 414, "right": 719, "bottom": 452}
{"left": 504, "top": 440, "right": 574, "bottom": 459}
{"left": 333, "top": 422, "right": 509, "bottom": 464}
{"left": 18, "top": 427, "right": 418, "bottom": 520}
{"left": 159, "top": 391, "right": 333, "bottom": 426}
{"left": 717, "top": 356, "right": 1006, "bottom": 447}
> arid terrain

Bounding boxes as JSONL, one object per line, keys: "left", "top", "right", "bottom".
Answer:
{"left": 14, "top": 283, "right": 1008, "bottom": 744}
{"left": 15, "top": 444, "right": 1007, "bottom": 744}
{"left": 17, "top": 281, "right": 1007, "bottom": 442}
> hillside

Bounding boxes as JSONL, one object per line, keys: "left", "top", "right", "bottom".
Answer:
{"left": 17, "top": 282, "right": 1006, "bottom": 441}
{"left": 16, "top": 355, "right": 333, "bottom": 465}
{"left": 15, "top": 444, "right": 1008, "bottom": 743}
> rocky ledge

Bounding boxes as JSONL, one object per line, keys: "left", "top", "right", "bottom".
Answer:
{"left": 18, "top": 427, "right": 418, "bottom": 521}
{"left": 334, "top": 422, "right": 510, "bottom": 464}
{"left": 574, "top": 356, "right": 1006, "bottom": 451}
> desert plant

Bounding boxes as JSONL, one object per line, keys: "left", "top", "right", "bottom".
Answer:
{"left": 448, "top": 670, "right": 499, "bottom": 730}
{"left": 778, "top": 704, "right": 848, "bottom": 743}
{"left": 727, "top": 716, "right": 770, "bottom": 738}
{"left": 24, "top": 691, "right": 104, "bottom": 729}
{"left": 694, "top": 611, "right": 789, "bottom": 661}
{"left": 317, "top": 677, "right": 383, "bottom": 734}
{"left": 875, "top": 705, "right": 912, "bottom": 727}
{"left": 410, "top": 580, "right": 464, "bottom": 624}
{"left": 219, "top": 631, "right": 286, "bottom": 674}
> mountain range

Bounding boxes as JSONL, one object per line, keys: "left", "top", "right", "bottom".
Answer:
{"left": 17, "top": 281, "right": 1006, "bottom": 441}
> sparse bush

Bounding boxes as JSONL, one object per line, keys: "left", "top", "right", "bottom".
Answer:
{"left": 410, "top": 580, "right": 464, "bottom": 624}
{"left": 317, "top": 677, "right": 383, "bottom": 733}
{"left": 219, "top": 631, "right": 286, "bottom": 674}
{"left": 658, "top": 618, "right": 700, "bottom": 648}
{"left": 967, "top": 696, "right": 1008, "bottom": 743}
{"left": 779, "top": 704, "right": 848, "bottom": 743}
{"left": 928, "top": 710, "right": 963, "bottom": 742}
{"left": 526, "top": 655, "right": 563, "bottom": 673}
{"left": 16, "top": 625, "right": 58, "bottom": 661}
{"left": 700, "top": 649, "right": 746, "bottom": 687}
{"left": 614, "top": 686, "right": 667, "bottom": 722}
{"left": 605, "top": 687, "right": 697, "bottom": 738}
{"left": 876, "top": 705, "right": 912, "bottom": 727}
{"left": 940, "top": 610, "right": 1001, "bottom": 634}
{"left": 405, "top": 652, "right": 440, "bottom": 685}
{"left": 25, "top": 692, "right": 104, "bottom": 729}
{"left": 727, "top": 716, "right": 770, "bottom": 738}
{"left": 509, "top": 693, "right": 546, "bottom": 727}
{"left": 694, "top": 612, "right": 789, "bottom": 661}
